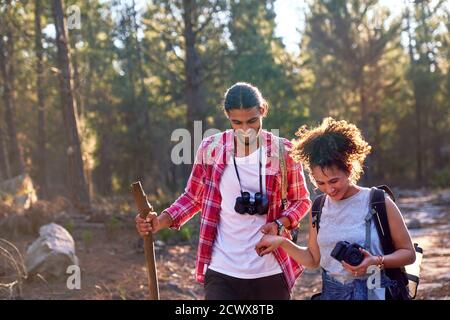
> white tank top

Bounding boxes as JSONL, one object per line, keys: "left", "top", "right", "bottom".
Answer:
{"left": 317, "top": 187, "right": 384, "bottom": 281}
{"left": 208, "top": 146, "right": 283, "bottom": 279}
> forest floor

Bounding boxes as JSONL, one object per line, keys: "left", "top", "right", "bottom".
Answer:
{"left": 1, "top": 188, "right": 449, "bottom": 300}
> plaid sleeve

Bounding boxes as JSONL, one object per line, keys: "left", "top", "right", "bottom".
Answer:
{"left": 164, "top": 143, "right": 206, "bottom": 230}
{"left": 282, "top": 142, "right": 312, "bottom": 230}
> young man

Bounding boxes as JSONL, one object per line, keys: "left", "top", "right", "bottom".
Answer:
{"left": 136, "top": 82, "right": 311, "bottom": 299}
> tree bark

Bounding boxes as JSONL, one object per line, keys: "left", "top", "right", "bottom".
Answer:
{"left": 0, "top": 27, "right": 25, "bottom": 177}
{"left": 358, "top": 69, "right": 372, "bottom": 183}
{"left": 94, "top": 134, "right": 112, "bottom": 195}
{"left": 183, "top": 0, "right": 207, "bottom": 127}
{"left": 0, "top": 118, "right": 11, "bottom": 180}
{"left": 70, "top": 36, "right": 83, "bottom": 118}
{"left": 34, "top": 0, "right": 49, "bottom": 198}
{"left": 52, "top": 0, "right": 90, "bottom": 208}
{"left": 406, "top": 4, "right": 423, "bottom": 185}
{"left": 182, "top": 0, "right": 208, "bottom": 178}
{"left": 130, "top": 0, "right": 152, "bottom": 180}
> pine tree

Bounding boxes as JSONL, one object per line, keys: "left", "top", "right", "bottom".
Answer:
{"left": 51, "top": 0, "right": 90, "bottom": 208}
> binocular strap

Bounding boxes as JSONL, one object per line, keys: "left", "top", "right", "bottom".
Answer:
{"left": 232, "top": 141, "right": 263, "bottom": 195}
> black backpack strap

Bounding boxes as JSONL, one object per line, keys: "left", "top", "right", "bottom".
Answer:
{"left": 311, "top": 194, "right": 326, "bottom": 233}
{"left": 370, "top": 187, "right": 395, "bottom": 254}
{"left": 376, "top": 184, "right": 396, "bottom": 202}
{"left": 370, "top": 187, "right": 410, "bottom": 299}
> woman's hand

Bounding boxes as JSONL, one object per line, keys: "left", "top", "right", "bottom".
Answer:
{"left": 135, "top": 211, "right": 160, "bottom": 236}
{"left": 255, "top": 234, "right": 284, "bottom": 256}
{"left": 341, "top": 248, "right": 378, "bottom": 277}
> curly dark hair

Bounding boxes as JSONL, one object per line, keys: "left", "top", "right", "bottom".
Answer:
{"left": 292, "top": 117, "right": 372, "bottom": 185}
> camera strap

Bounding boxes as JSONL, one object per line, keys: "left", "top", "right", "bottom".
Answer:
{"left": 232, "top": 139, "right": 263, "bottom": 196}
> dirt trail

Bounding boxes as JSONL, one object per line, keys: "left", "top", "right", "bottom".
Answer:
{"left": 3, "top": 189, "right": 449, "bottom": 300}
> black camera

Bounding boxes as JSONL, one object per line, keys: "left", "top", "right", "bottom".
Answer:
{"left": 234, "top": 191, "right": 269, "bottom": 215}
{"left": 330, "top": 241, "right": 364, "bottom": 266}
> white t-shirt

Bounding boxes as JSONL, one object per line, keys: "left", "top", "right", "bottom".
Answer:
{"left": 208, "top": 146, "right": 283, "bottom": 279}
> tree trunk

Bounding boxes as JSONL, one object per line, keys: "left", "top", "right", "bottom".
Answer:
{"left": 35, "top": 0, "right": 49, "bottom": 198}
{"left": 371, "top": 111, "right": 382, "bottom": 181}
{"left": 83, "top": 1, "right": 95, "bottom": 114}
{"left": 182, "top": 0, "right": 208, "bottom": 179}
{"left": 183, "top": 0, "right": 207, "bottom": 132}
{"left": 0, "top": 28, "right": 25, "bottom": 177}
{"left": 0, "top": 119, "right": 11, "bottom": 180}
{"left": 94, "top": 134, "right": 112, "bottom": 195}
{"left": 130, "top": 0, "right": 152, "bottom": 181}
{"left": 70, "top": 36, "right": 84, "bottom": 118}
{"left": 131, "top": 0, "right": 148, "bottom": 101}
{"left": 358, "top": 68, "right": 369, "bottom": 136}
{"left": 52, "top": 0, "right": 90, "bottom": 209}
{"left": 358, "top": 69, "right": 372, "bottom": 183}
{"left": 406, "top": 5, "right": 423, "bottom": 185}
{"left": 419, "top": 1, "right": 439, "bottom": 182}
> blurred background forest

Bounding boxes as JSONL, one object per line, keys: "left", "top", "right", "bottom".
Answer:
{"left": 0, "top": 0, "right": 450, "bottom": 300}
{"left": 0, "top": 0, "right": 449, "bottom": 209}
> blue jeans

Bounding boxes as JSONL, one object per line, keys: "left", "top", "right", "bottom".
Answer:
{"left": 319, "top": 269, "right": 396, "bottom": 300}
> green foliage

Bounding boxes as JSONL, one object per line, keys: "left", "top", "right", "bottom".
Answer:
{"left": 64, "top": 220, "right": 75, "bottom": 235}
{"left": 155, "top": 216, "right": 199, "bottom": 244}
{"left": 299, "top": 0, "right": 449, "bottom": 186}
{"left": 82, "top": 229, "right": 94, "bottom": 248}
{"left": 156, "top": 225, "right": 195, "bottom": 243}
{"left": 105, "top": 216, "right": 122, "bottom": 239}
{"left": 1, "top": 0, "right": 449, "bottom": 206}
{"left": 157, "top": 229, "right": 173, "bottom": 243}
{"left": 431, "top": 168, "right": 450, "bottom": 189}
{"left": 228, "top": 0, "right": 309, "bottom": 136}
{"left": 180, "top": 226, "right": 193, "bottom": 242}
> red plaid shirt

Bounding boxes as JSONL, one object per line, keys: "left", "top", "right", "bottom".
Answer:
{"left": 164, "top": 129, "right": 311, "bottom": 291}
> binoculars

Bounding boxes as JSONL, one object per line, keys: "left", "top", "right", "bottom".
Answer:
{"left": 234, "top": 191, "right": 269, "bottom": 215}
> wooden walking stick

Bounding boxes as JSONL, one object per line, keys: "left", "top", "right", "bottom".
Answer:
{"left": 131, "top": 181, "right": 160, "bottom": 300}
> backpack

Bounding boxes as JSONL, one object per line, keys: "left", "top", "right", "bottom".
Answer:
{"left": 311, "top": 185, "right": 418, "bottom": 300}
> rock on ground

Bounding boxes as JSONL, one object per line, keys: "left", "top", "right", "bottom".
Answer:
{"left": 25, "top": 223, "right": 79, "bottom": 279}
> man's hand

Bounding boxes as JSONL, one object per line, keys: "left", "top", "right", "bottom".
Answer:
{"left": 259, "top": 222, "right": 278, "bottom": 235}
{"left": 135, "top": 211, "right": 160, "bottom": 236}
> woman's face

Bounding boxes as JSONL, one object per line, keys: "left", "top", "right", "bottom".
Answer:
{"left": 226, "top": 106, "right": 267, "bottom": 146}
{"left": 311, "top": 165, "right": 352, "bottom": 201}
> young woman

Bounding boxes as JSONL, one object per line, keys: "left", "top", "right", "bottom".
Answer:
{"left": 255, "top": 117, "right": 416, "bottom": 300}
{"left": 135, "top": 82, "right": 311, "bottom": 299}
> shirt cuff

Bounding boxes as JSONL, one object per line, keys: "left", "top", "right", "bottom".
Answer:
{"left": 163, "top": 207, "right": 182, "bottom": 230}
